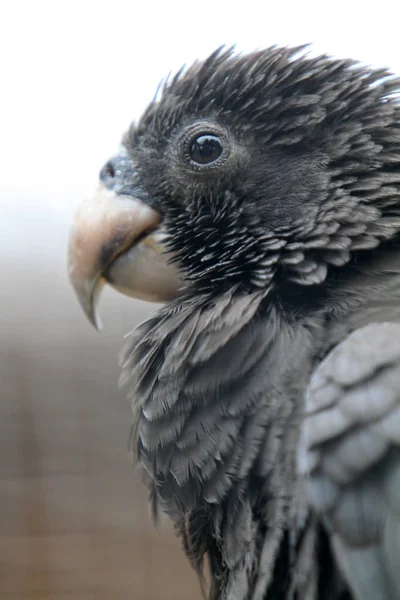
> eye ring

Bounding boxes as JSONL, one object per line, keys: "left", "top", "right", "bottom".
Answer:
{"left": 180, "top": 122, "right": 230, "bottom": 170}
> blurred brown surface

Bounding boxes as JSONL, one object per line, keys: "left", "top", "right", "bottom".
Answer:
{"left": 1, "top": 253, "right": 201, "bottom": 600}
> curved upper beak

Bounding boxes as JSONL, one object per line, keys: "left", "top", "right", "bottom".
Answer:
{"left": 68, "top": 168, "right": 184, "bottom": 329}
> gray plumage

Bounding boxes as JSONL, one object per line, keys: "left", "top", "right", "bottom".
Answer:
{"left": 300, "top": 322, "right": 400, "bottom": 600}
{"left": 111, "top": 47, "right": 400, "bottom": 598}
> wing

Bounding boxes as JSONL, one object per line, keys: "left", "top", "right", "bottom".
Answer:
{"left": 299, "top": 322, "right": 400, "bottom": 600}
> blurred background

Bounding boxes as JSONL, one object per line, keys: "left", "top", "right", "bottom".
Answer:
{"left": 1, "top": 1, "right": 399, "bottom": 598}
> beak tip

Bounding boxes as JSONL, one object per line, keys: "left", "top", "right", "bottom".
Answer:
{"left": 73, "top": 293, "right": 103, "bottom": 332}
{"left": 87, "top": 309, "right": 103, "bottom": 332}
{"left": 84, "top": 290, "right": 104, "bottom": 332}
{"left": 69, "top": 270, "right": 104, "bottom": 332}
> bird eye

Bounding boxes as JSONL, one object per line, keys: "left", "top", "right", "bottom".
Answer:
{"left": 189, "top": 134, "right": 223, "bottom": 165}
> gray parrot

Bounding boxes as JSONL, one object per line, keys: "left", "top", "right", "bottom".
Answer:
{"left": 68, "top": 46, "right": 400, "bottom": 599}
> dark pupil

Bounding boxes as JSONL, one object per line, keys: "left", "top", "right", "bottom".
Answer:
{"left": 190, "top": 134, "right": 223, "bottom": 165}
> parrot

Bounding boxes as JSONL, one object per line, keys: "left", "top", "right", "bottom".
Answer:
{"left": 68, "top": 46, "right": 400, "bottom": 599}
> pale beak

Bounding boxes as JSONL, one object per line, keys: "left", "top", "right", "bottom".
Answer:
{"left": 67, "top": 182, "right": 184, "bottom": 330}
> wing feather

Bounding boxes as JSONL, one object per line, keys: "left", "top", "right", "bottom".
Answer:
{"left": 300, "top": 322, "right": 400, "bottom": 600}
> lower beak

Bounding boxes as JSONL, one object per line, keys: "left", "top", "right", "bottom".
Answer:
{"left": 67, "top": 183, "right": 184, "bottom": 329}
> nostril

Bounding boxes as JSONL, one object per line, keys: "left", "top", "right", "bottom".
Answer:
{"left": 106, "top": 162, "right": 115, "bottom": 178}
{"left": 99, "top": 152, "right": 135, "bottom": 194}
{"left": 100, "top": 160, "right": 116, "bottom": 186}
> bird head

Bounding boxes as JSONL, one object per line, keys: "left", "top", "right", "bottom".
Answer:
{"left": 68, "top": 46, "right": 400, "bottom": 328}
